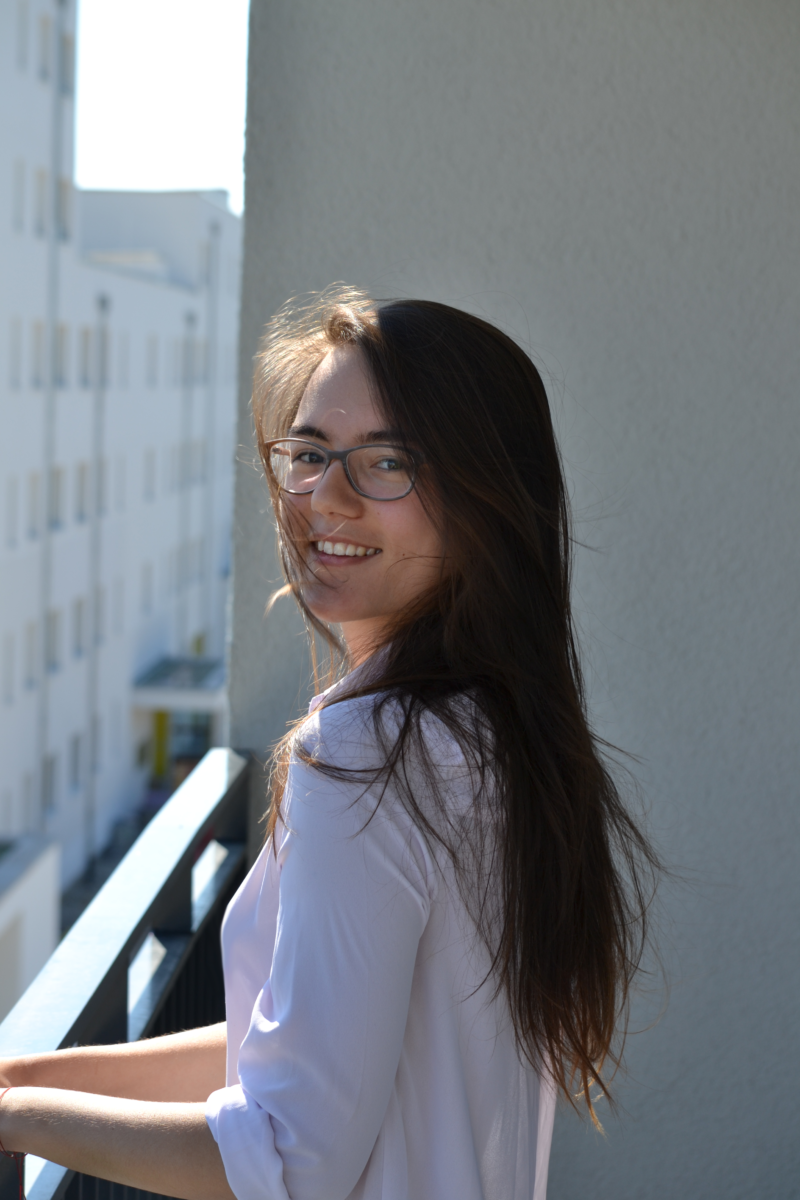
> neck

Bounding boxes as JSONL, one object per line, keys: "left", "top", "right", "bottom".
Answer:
{"left": 340, "top": 618, "right": 387, "bottom": 668}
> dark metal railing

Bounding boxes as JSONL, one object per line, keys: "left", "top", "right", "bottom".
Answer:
{"left": 0, "top": 749, "right": 253, "bottom": 1200}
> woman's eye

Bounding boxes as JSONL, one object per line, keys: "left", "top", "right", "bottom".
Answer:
{"left": 374, "top": 456, "right": 404, "bottom": 472}
{"left": 296, "top": 450, "right": 325, "bottom": 464}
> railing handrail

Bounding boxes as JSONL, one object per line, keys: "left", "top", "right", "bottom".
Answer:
{"left": 0, "top": 747, "right": 248, "bottom": 1057}
{"left": 0, "top": 748, "right": 250, "bottom": 1200}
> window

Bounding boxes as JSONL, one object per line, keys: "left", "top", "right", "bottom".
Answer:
{"left": 42, "top": 754, "right": 58, "bottom": 815}
{"left": 182, "top": 335, "right": 195, "bottom": 388}
{"left": 57, "top": 179, "right": 71, "bottom": 240}
{"left": 5, "top": 478, "right": 19, "bottom": 547}
{"left": 34, "top": 169, "right": 47, "bottom": 236}
{"left": 114, "top": 456, "right": 126, "bottom": 511}
{"left": 170, "top": 339, "right": 181, "bottom": 387}
{"left": 97, "top": 458, "right": 108, "bottom": 515}
{"left": 117, "top": 332, "right": 129, "bottom": 387}
{"left": 143, "top": 448, "right": 156, "bottom": 501}
{"left": 27, "top": 472, "right": 40, "bottom": 538}
{"left": 24, "top": 622, "right": 37, "bottom": 687}
{"left": 9, "top": 318, "right": 22, "bottom": 388}
{"left": 72, "top": 597, "right": 86, "bottom": 657}
{"left": 12, "top": 161, "right": 25, "bottom": 232}
{"left": 167, "top": 548, "right": 177, "bottom": 595}
{"left": 59, "top": 33, "right": 74, "bottom": 95}
{"left": 97, "top": 328, "right": 111, "bottom": 389}
{"left": 195, "top": 339, "right": 208, "bottom": 385}
{"left": 75, "top": 462, "right": 89, "bottom": 521}
{"left": 48, "top": 466, "right": 65, "bottom": 528}
{"left": 141, "top": 562, "right": 153, "bottom": 614}
{"left": 93, "top": 585, "right": 105, "bottom": 645}
{"left": 180, "top": 441, "right": 191, "bottom": 489}
{"left": 198, "top": 240, "right": 210, "bottom": 285}
{"left": 55, "top": 323, "right": 69, "bottom": 386}
{"left": 42, "top": 753, "right": 58, "bottom": 814}
{"left": 45, "top": 609, "right": 61, "bottom": 671}
{"left": 190, "top": 539, "right": 203, "bottom": 585}
{"left": 190, "top": 440, "right": 205, "bottom": 485}
{"left": 38, "top": 14, "right": 51, "bottom": 80}
{"left": 79, "top": 327, "right": 93, "bottom": 387}
{"left": 23, "top": 773, "right": 34, "bottom": 827}
{"left": 31, "top": 321, "right": 45, "bottom": 386}
{"left": 16, "top": 1, "right": 29, "bottom": 69}
{"left": 113, "top": 577, "right": 125, "bottom": 636}
{"left": 90, "top": 715, "right": 101, "bottom": 773}
{"left": 69, "top": 733, "right": 82, "bottom": 789}
{"left": 146, "top": 335, "right": 158, "bottom": 387}
{"left": 2, "top": 635, "right": 14, "bottom": 705}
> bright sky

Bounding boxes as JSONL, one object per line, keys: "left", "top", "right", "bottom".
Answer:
{"left": 74, "top": 0, "right": 250, "bottom": 214}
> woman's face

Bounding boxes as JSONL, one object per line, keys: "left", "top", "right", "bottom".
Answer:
{"left": 281, "top": 346, "right": 444, "bottom": 662}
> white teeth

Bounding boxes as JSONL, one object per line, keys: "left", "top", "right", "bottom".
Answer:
{"left": 315, "top": 540, "right": 378, "bottom": 557}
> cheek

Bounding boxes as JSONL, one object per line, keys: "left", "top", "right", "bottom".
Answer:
{"left": 281, "top": 495, "right": 311, "bottom": 539}
{"left": 386, "top": 506, "right": 443, "bottom": 565}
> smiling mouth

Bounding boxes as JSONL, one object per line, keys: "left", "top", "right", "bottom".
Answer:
{"left": 313, "top": 540, "right": 380, "bottom": 558}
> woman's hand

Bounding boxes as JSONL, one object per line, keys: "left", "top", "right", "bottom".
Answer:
{"left": 0, "top": 1086, "right": 234, "bottom": 1200}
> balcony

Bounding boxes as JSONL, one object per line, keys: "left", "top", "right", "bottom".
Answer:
{"left": 0, "top": 750, "right": 253, "bottom": 1200}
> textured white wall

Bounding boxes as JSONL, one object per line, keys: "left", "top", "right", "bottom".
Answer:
{"left": 232, "top": 1, "right": 800, "bottom": 1194}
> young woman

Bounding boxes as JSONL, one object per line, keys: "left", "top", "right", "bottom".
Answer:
{"left": 0, "top": 290, "right": 658, "bottom": 1200}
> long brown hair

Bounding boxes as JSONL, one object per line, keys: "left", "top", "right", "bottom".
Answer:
{"left": 253, "top": 285, "right": 660, "bottom": 1120}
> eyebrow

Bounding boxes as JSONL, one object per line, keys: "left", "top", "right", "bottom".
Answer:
{"left": 287, "top": 424, "right": 408, "bottom": 445}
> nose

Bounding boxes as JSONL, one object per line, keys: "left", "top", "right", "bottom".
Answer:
{"left": 310, "top": 457, "right": 362, "bottom": 519}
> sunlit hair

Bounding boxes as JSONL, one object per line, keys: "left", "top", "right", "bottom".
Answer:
{"left": 253, "top": 284, "right": 661, "bottom": 1122}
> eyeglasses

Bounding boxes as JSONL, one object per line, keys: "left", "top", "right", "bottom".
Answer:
{"left": 266, "top": 438, "right": 422, "bottom": 501}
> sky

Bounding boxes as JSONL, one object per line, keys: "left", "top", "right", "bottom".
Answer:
{"left": 74, "top": 0, "right": 250, "bottom": 214}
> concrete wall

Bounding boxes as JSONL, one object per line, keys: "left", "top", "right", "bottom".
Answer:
{"left": 0, "top": 837, "right": 60, "bottom": 1022}
{"left": 232, "top": 1, "right": 800, "bottom": 1195}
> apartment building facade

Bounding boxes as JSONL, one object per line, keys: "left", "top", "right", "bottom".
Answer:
{"left": 0, "top": 0, "right": 241, "bottom": 887}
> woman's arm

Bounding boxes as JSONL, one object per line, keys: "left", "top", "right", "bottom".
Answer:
{"left": 0, "top": 1023, "right": 226, "bottom": 1103}
{"left": 206, "top": 745, "right": 434, "bottom": 1200}
{"left": 0, "top": 1086, "right": 234, "bottom": 1200}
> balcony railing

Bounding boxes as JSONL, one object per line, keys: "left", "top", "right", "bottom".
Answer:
{"left": 0, "top": 749, "right": 252, "bottom": 1200}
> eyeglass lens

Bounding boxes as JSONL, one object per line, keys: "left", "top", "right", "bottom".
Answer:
{"left": 270, "top": 440, "right": 414, "bottom": 499}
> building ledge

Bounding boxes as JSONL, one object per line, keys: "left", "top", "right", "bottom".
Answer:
{"left": 132, "top": 656, "right": 227, "bottom": 713}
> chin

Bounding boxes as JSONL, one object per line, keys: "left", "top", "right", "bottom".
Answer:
{"left": 301, "top": 595, "right": 362, "bottom": 626}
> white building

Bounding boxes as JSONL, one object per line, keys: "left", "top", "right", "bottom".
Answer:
{"left": 0, "top": 0, "right": 242, "bottom": 892}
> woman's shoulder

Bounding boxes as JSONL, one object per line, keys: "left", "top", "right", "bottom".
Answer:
{"left": 295, "top": 686, "right": 484, "bottom": 782}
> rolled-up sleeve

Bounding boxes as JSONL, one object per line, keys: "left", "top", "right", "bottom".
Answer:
{"left": 205, "top": 743, "right": 434, "bottom": 1200}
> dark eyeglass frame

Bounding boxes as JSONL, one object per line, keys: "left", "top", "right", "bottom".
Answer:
{"left": 265, "top": 437, "right": 424, "bottom": 501}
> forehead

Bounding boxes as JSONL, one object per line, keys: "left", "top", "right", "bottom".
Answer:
{"left": 295, "top": 346, "right": 382, "bottom": 435}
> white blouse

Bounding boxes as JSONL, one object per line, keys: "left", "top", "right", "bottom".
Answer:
{"left": 205, "top": 674, "right": 555, "bottom": 1200}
